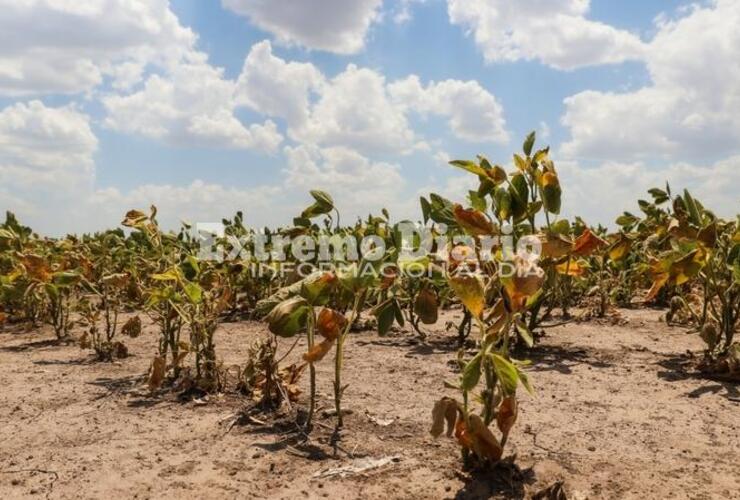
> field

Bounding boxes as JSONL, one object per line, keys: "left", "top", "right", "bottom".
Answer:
{"left": 1, "top": 308, "right": 738, "bottom": 500}
{"left": 1, "top": 136, "right": 738, "bottom": 500}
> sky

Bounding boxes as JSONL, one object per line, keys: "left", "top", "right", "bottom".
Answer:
{"left": 0, "top": 0, "right": 738, "bottom": 235}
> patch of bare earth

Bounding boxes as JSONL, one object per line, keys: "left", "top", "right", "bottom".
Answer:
{"left": 0, "top": 308, "right": 738, "bottom": 499}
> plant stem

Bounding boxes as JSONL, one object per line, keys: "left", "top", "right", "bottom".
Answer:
{"left": 334, "top": 293, "right": 362, "bottom": 428}
{"left": 306, "top": 308, "right": 317, "bottom": 429}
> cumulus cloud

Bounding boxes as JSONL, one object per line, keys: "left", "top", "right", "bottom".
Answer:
{"left": 103, "top": 60, "right": 282, "bottom": 152}
{"left": 0, "top": 0, "right": 197, "bottom": 95}
{"left": 561, "top": 0, "right": 740, "bottom": 162}
{"left": 389, "top": 76, "right": 509, "bottom": 144}
{"left": 283, "top": 144, "right": 409, "bottom": 217}
{"left": 235, "top": 40, "right": 325, "bottom": 126}
{"left": 291, "top": 64, "right": 420, "bottom": 155}
{"left": 222, "top": 0, "right": 382, "bottom": 54}
{"left": 0, "top": 100, "right": 98, "bottom": 233}
{"left": 236, "top": 42, "right": 509, "bottom": 154}
{"left": 558, "top": 157, "right": 740, "bottom": 225}
{"left": 447, "top": 0, "right": 645, "bottom": 70}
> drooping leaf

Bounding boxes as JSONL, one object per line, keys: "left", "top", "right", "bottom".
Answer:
{"left": 303, "top": 339, "right": 335, "bottom": 363}
{"left": 461, "top": 352, "right": 483, "bottom": 391}
{"left": 414, "top": 287, "right": 439, "bottom": 324}
{"left": 496, "top": 396, "right": 518, "bottom": 438}
{"left": 122, "top": 316, "right": 142, "bottom": 338}
{"left": 468, "top": 414, "right": 503, "bottom": 461}
{"left": 449, "top": 274, "right": 486, "bottom": 318}
{"left": 572, "top": 229, "right": 607, "bottom": 256}
{"left": 317, "top": 307, "right": 346, "bottom": 341}
{"left": 453, "top": 204, "right": 494, "bottom": 236}
{"left": 491, "top": 353, "right": 519, "bottom": 395}
{"left": 265, "top": 297, "right": 310, "bottom": 338}
{"left": 148, "top": 356, "right": 166, "bottom": 391}
{"left": 430, "top": 397, "right": 458, "bottom": 438}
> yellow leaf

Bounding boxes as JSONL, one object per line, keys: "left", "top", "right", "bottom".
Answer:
{"left": 555, "top": 259, "right": 586, "bottom": 277}
{"left": 449, "top": 274, "right": 486, "bottom": 318}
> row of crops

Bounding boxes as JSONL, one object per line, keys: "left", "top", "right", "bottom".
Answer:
{"left": 1, "top": 132, "right": 737, "bottom": 468}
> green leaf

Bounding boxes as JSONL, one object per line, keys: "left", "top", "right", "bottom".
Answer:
{"left": 266, "top": 297, "right": 310, "bottom": 338}
{"left": 301, "top": 190, "right": 334, "bottom": 219}
{"left": 683, "top": 189, "right": 702, "bottom": 226}
{"left": 184, "top": 282, "right": 203, "bottom": 304}
{"left": 300, "top": 271, "right": 335, "bottom": 305}
{"left": 52, "top": 271, "right": 81, "bottom": 287}
{"left": 491, "top": 353, "right": 519, "bottom": 395}
{"left": 513, "top": 154, "right": 529, "bottom": 172}
{"left": 450, "top": 160, "right": 487, "bottom": 177}
{"left": 515, "top": 318, "right": 534, "bottom": 348}
{"left": 310, "top": 190, "right": 334, "bottom": 207}
{"left": 494, "top": 187, "right": 512, "bottom": 221}
{"left": 468, "top": 190, "right": 487, "bottom": 212}
{"left": 460, "top": 352, "right": 483, "bottom": 391}
{"left": 523, "top": 131, "right": 536, "bottom": 156}
{"left": 420, "top": 196, "right": 431, "bottom": 224}
{"left": 373, "top": 300, "right": 395, "bottom": 336}
{"left": 152, "top": 269, "right": 181, "bottom": 282}
{"left": 516, "top": 366, "right": 535, "bottom": 395}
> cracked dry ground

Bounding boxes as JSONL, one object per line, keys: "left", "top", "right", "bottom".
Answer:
{"left": 1, "top": 308, "right": 738, "bottom": 499}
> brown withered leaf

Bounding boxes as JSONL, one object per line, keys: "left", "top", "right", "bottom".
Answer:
{"left": 121, "top": 316, "right": 142, "bottom": 338}
{"left": 496, "top": 396, "right": 518, "bottom": 438}
{"left": 20, "top": 254, "right": 52, "bottom": 282}
{"left": 572, "top": 229, "right": 607, "bottom": 256}
{"left": 148, "top": 356, "right": 166, "bottom": 391}
{"left": 430, "top": 397, "right": 458, "bottom": 438}
{"left": 79, "top": 331, "right": 91, "bottom": 349}
{"left": 317, "top": 307, "right": 346, "bottom": 341}
{"left": 113, "top": 341, "right": 128, "bottom": 359}
{"left": 303, "top": 339, "right": 335, "bottom": 363}
{"left": 453, "top": 204, "right": 494, "bottom": 235}
{"left": 540, "top": 233, "right": 573, "bottom": 259}
{"left": 414, "top": 287, "right": 439, "bottom": 324}
{"left": 485, "top": 298, "right": 507, "bottom": 339}
{"left": 468, "top": 414, "right": 504, "bottom": 462}
{"left": 503, "top": 259, "right": 544, "bottom": 311}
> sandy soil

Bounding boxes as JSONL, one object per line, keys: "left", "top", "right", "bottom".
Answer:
{"left": 0, "top": 308, "right": 738, "bottom": 500}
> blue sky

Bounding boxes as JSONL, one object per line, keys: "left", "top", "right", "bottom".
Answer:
{"left": 0, "top": 0, "right": 737, "bottom": 235}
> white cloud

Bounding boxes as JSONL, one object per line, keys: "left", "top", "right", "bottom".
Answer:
{"left": 291, "top": 64, "right": 419, "bottom": 155}
{"left": 283, "top": 144, "right": 406, "bottom": 214}
{"left": 236, "top": 43, "right": 510, "bottom": 154}
{"left": 235, "top": 40, "right": 325, "bottom": 126}
{"left": 0, "top": 0, "right": 197, "bottom": 95}
{"left": 222, "top": 0, "right": 382, "bottom": 54}
{"left": 561, "top": 0, "right": 740, "bottom": 162}
{"left": 389, "top": 76, "right": 509, "bottom": 143}
{"left": 392, "top": 0, "right": 427, "bottom": 24}
{"left": 103, "top": 60, "right": 282, "bottom": 152}
{"left": 0, "top": 100, "right": 98, "bottom": 233}
{"left": 447, "top": 0, "right": 645, "bottom": 70}
{"left": 558, "top": 157, "right": 740, "bottom": 225}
